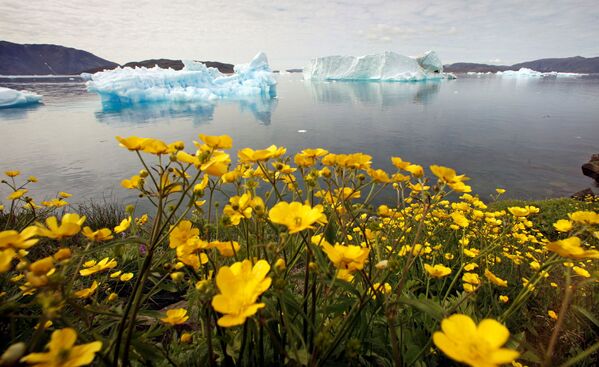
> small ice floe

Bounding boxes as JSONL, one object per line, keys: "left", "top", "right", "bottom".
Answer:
{"left": 0, "top": 87, "right": 42, "bottom": 108}
{"left": 297, "top": 129, "right": 307, "bottom": 133}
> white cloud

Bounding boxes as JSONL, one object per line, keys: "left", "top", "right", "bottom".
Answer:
{"left": 0, "top": 0, "right": 597, "bottom": 68}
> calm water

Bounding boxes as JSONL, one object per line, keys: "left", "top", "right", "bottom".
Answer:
{"left": 1, "top": 74, "right": 598, "bottom": 206}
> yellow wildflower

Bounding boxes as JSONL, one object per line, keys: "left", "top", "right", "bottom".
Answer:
{"left": 161, "top": 308, "right": 189, "bottom": 325}
{"left": 120, "top": 273, "right": 134, "bottom": 281}
{"left": 424, "top": 263, "right": 452, "bottom": 278}
{"left": 114, "top": 217, "right": 131, "bottom": 234}
{"left": 546, "top": 236, "right": 599, "bottom": 259}
{"left": 210, "top": 241, "right": 240, "bottom": 257}
{"left": 268, "top": 202, "right": 326, "bottom": 234}
{"left": 212, "top": 260, "right": 272, "bottom": 327}
{"left": 484, "top": 269, "right": 508, "bottom": 287}
{"left": 5, "top": 170, "right": 20, "bottom": 177}
{"left": 74, "top": 281, "right": 99, "bottom": 299}
{"left": 433, "top": 314, "right": 519, "bottom": 367}
{"left": 79, "top": 258, "right": 117, "bottom": 276}
{"left": 7, "top": 189, "right": 27, "bottom": 200}
{"left": 180, "top": 332, "right": 192, "bottom": 344}
{"left": 499, "top": 295, "right": 509, "bottom": 303}
{"left": 568, "top": 211, "right": 599, "bottom": 225}
{"left": 198, "top": 134, "right": 233, "bottom": 149}
{"left": 238, "top": 145, "right": 286, "bottom": 163}
{"left": 20, "top": 328, "right": 102, "bottom": 366}
{"left": 82, "top": 227, "right": 113, "bottom": 242}
{"left": 553, "top": 219, "right": 573, "bottom": 232}
{"left": 572, "top": 266, "right": 590, "bottom": 278}
{"left": 121, "top": 175, "right": 141, "bottom": 189}
{"left": 322, "top": 242, "right": 370, "bottom": 278}
{"left": 36, "top": 214, "right": 86, "bottom": 240}
{"left": 548, "top": 310, "right": 558, "bottom": 320}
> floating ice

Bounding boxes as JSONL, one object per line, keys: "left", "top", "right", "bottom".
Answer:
{"left": 496, "top": 68, "right": 586, "bottom": 78}
{"left": 86, "top": 52, "right": 276, "bottom": 105}
{"left": 0, "top": 87, "right": 42, "bottom": 108}
{"left": 303, "top": 51, "right": 453, "bottom": 81}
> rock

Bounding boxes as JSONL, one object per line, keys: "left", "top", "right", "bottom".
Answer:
{"left": 571, "top": 188, "right": 595, "bottom": 200}
{"left": 582, "top": 154, "right": 599, "bottom": 183}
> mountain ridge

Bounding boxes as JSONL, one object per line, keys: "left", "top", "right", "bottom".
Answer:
{"left": 445, "top": 56, "right": 599, "bottom": 73}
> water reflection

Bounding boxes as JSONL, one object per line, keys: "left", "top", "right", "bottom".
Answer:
{"left": 304, "top": 80, "right": 442, "bottom": 107}
{"left": 0, "top": 103, "right": 42, "bottom": 120}
{"left": 94, "top": 96, "right": 278, "bottom": 126}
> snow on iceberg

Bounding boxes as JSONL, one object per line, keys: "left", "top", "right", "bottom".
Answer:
{"left": 0, "top": 87, "right": 42, "bottom": 108}
{"left": 303, "top": 51, "right": 452, "bottom": 81}
{"left": 86, "top": 52, "right": 276, "bottom": 104}
{"left": 496, "top": 68, "right": 586, "bottom": 78}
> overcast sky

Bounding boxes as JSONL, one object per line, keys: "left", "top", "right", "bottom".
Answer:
{"left": 1, "top": 0, "right": 598, "bottom": 69}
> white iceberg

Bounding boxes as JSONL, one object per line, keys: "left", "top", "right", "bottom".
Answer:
{"left": 86, "top": 52, "right": 276, "bottom": 104}
{"left": 0, "top": 87, "right": 42, "bottom": 108}
{"left": 496, "top": 68, "right": 586, "bottom": 78}
{"left": 303, "top": 51, "right": 452, "bottom": 81}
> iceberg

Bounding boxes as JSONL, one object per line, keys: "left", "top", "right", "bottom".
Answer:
{"left": 86, "top": 52, "right": 276, "bottom": 105}
{"left": 0, "top": 87, "right": 42, "bottom": 108}
{"left": 496, "top": 68, "right": 587, "bottom": 78}
{"left": 303, "top": 51, "right": 452, "bottom": 81}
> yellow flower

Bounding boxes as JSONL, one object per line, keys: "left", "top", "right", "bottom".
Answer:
{"left": 572, "top": 266, "right": 590, "bottom": 278}
{"left": 36, "top": 214, "right": 86, "bottom": 240}
{"left": 462, "top": 273, "right": 481, "bottom": 285}
{"left": 114, "top": 217, "right": 131, "bottom": 234}
{"left": 28, "top": 176, "right": 38, "bottom": 182}
{"left": 451, "top": 212, "right": 470, "bottom": 228}
{"left": 41, "top": 198, "right": 69, "bottom": 208}
{"left": 321, "top": 242, "right": 370, "bottom": 278}
{"left": 121, "top": 175, "right": 141, "bottom": 189}
{"left": 433, "top": 314, "right": 519, "bottom": 367}
{"left": 268, "top": 202, "right": 326, "bottom": 234}
{"left": 0, "top": 226, "right": 39, "bottom": 250}
{"left": 548, "top": 310, "right": 558, "bottom": 320}
{"left": 79, "top": 258, "right": 117, "bottom": 276}
{"left": 58, "top": 192, "right": 72, "bottom": 198}
{"left": 391, "top": 156, "right": 410, "bottom": 170}
{"left": 0, "top": 248, "right": 17, "bottom": 273}
{"left": 201, "top": 151, "right": 231, "bottom": 177}
{"left": 367, "top": 168, "right": 391, "bottom": 183}
{"left": 120, "top": 273, "right": 134, "bottom": 281}
{"left": 7, "top": 189, "right": 27, "bottom": 200}
{"left": 568, "top": 211, "right": 599, "bottom": 225}
{"left": 464, "top": 263, "right": 479, "bottom": 271}
{"left": 238, "top": 145, "right": 286, "bottom": 163}
{"left": 223, "top": 192, "right": 257, "bottom": 225}
{"left": 180, "top": 332, "right": 192, "bottom": 344}
{"left": 107, "top": 293, "right": 118, "bottom": 302}
{"left": 161, "top": 308, "right": 189, "bottom": 325}
{"left": 82, "top": 227, "right": 113, "bottom": 242}
{"left": 499, "top": 295, "right": 509, "bottom": 303}
{"left": 546, "top": 236, "right": 599, "bottom": 259}
{"left": 169, "top": 220, "right": 200, "bottom": 249}
{"left": 484, "top": 269, "right": 508, "bottom": 287}
{"left": 74, "top": 281, "right": 99, "bottom": 299}
{"left": 294, "top": 148, "right": 329, "bottom": 167}
{"left": 212, "top": 260, "right": 271, "bottom": 327}
{"left": 405, "top": 164, "right": 424, "bottom": 177}
{"left": 210, "top": 241, "right": 240, "bottom": 257}
{"left": 198, "top": 134, "right": 233, "bottom": 149}
{"left": 553, "top": 219, "right": 573, "bottom": 232}
{"left": 20, "top": 328, "right": 102, "bottom": 366}
{"left": 29, "top": 257, "right": 54, "bottom": 276}
{"left": 116, "top": 136, "right": 148, "bottom": 151}
{"left": 424, "top": 263, "right": 452, "bottom": 278}
{"left": 5, "top": 170, "right": 20, "bottom": 177}
{"left": 496, "top": 188, "right": 506, "bottom": 194}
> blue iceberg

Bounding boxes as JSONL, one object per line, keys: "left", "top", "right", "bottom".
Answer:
{"left": 0, "top": 87, "right": 42, "bottom": 108}
{"left": 303, "top": 51, "right": 454, "bottom": 81}
{"left": 86, "top": 52, "right": 277, "bottom": 105}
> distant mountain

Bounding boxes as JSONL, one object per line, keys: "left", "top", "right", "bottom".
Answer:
{"left": 0, "top": 41, "right": 118, "bottom": 75}
{"left": 443, "top": 63, "right": 510, "bottom": 73}
{"left": 445, "top": 56, "right": 599, "bottom": 74}
{"left": 84, "top": 59, "right": 234, "bottom": 74}
{"left": 512, "top": 56, "right": 599, "bottom": 73}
